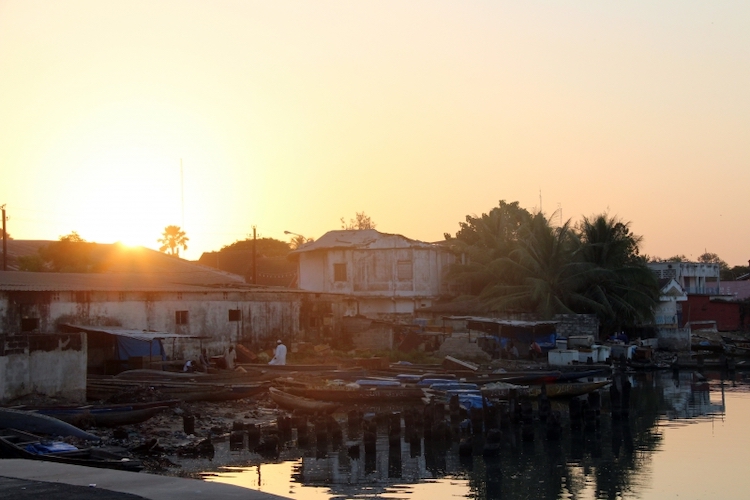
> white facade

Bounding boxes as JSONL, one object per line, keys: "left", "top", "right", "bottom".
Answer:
{"left": 293, "top": 230, "right": 455, "bottom": 319}
{"left": 649, "top": 261, "right": 721, "bottom": 295}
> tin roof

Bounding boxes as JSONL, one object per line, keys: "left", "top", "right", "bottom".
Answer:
{"left": 291, "top": 229, "right": 439, "bottom": 254}
{"left": 0, "top": 242, "right": 274, "bottom": 292}
{"left": 61, "top": 324, "right": 205, "bottom": 340}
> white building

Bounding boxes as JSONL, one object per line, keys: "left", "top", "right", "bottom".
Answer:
{"left": 291, "top": 230, "right": 456, "bottom": 320}
{"left": 648, "top": 261, "right": 721, "bottom": 295}
{"left": 0, "top": 244, "right": 347, "bottom": 401}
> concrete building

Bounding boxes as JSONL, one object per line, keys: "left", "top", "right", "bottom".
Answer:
{"left": 0, "top": 243, "right": 348, "bottom": 401}
{"left": 648, "top": 261, "right": 721, "bottom": 294}
{"left": 290, "top": 230, "right": 456, "bottom": 320}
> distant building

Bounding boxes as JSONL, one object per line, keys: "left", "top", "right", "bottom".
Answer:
{"left": 648, "top": 261, "right": 749, "bottom": 333}
{"left": 290, "top": 229, "right": 456, "bottom": 320}
{"left": 648, "top": 261, "right": 721, "bottom": 295}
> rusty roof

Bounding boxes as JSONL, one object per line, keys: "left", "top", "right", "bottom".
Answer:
{"left": 291, "top": 229, "right": 440, "bottom": 254}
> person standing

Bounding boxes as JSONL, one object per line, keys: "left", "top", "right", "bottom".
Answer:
{"left": 269, "top": 339, "right": 287, "bottom": 365}
{"left": 224, "top": 345, "right": 236, "bottom": 370}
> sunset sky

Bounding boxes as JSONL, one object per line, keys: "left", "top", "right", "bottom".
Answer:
{"left": 1, "top": 1, "right": 748, "bottom": 264}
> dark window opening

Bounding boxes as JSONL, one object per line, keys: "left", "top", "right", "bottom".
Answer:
{"left": 334, "top": 263, "right": 347, "bottom": 282}
{"left": 21, "top": 318, "right": 40, "bottom": 332}
{"left": 228, "top": 309, "right": 241, "bottom": 322}
{"left": 397, "top": 260, "right": 413, "bottom": 281}
{"left": 176, "top": 310, "right": 189, "bottom": 325}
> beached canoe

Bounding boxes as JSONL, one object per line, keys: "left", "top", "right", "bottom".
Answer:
{"left": 30, "top": 405, "right": 170, "bottom": 428}
{"left": 0, "top": 428, "right": 142, "bottom": 472}
{"left": 269, "top": 387, "right": 340, "bottom": 414}
{"left": 279, "top": 384, "right": 426, "bottom": 403}
{"left": 481, "top": 380, "right": 611, "bottom": 400}
{"left": 0, "top": 408, "right": 100, "bottom": 441}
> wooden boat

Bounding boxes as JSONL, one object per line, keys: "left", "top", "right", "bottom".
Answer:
{"left": 723, "top": 342, "right": 750, "bottom": 357}
{"left": 87, "top": 379, "right": 269, "bottom": 402}
{"left": 0, "top": 408, "right": 100, "bottom": 441}
{"left": 482, "top": 380, "right": 611, "bottom": 400}
{"left": 269, "top": 387, "right": 340, "bottom": 414}
{"left": 0, "top": 428, "right": 142, "bottom": 472}
{"left": 29, "top": 404, "right": 171, "bottom": 428}
{"left": 531, "top": 380, "right": 611, "bottom": 398}
{"left": 463, "top": 371, "right": 563, "bottom": 385}
{"left": 114, "top": 368, "right": 265, "bottom": 382}
{"left": 278, "top": 384, "right": 426, "bottom": 403}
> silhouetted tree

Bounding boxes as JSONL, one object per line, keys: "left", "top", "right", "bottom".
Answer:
{"left": 341, "top": 212, "right": 376, "bottom": 230}
{"left": 158, "top": 225, "right": 189, "bottom": 257}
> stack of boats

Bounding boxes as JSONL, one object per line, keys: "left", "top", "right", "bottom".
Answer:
{"left": 87, "top": 368, "right": 271, "bottom": 402}
{"left": 268, "top": 366, "right": 612, "bottom": 412}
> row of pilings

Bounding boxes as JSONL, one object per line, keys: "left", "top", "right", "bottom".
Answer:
{"left": 215, "top": 375, "right": 632, "bottom": 460}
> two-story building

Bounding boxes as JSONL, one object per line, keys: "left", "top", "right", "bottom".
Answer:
{"left": 291, "top": 229, "right": 455, "bottom": 321}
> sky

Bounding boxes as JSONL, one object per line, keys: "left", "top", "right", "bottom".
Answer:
{"left": 1, "top": 1, "right": 748, "bottom": 264}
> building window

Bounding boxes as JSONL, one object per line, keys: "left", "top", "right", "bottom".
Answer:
{"left": 177, "top": 292, "right": 183, "bottom": 300}
{"left": 397, "top": 260, "right": 413, "bottom": 281}
{"left": 223, "top": 292, "right": 229, "bottom": 300}
{"left": 21, "top": 318, "right": 39, "bottom": 332}
{"left": 228, "top": 309, "right": 241, "bottom": 322}
{"left": 334, "top": 263, "right": 347, "bottom": 282}
{"left": 175, "top": 310, "right": 189, "bottom": 325}
{"left": 119, "top": 292, "right": 126, "bottom": 302}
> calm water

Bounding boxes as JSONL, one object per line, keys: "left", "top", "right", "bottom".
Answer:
{"left": 199, "top": 371, "right": 750, "bottom": 499}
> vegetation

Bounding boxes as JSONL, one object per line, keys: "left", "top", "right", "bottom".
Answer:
{"left": 18, "top": 232, "right": 111, "bottom": 272}
{"left": 158, "top": 225, "right": 189, "bottom": 257}
{"left": 341, "top": 211, "right": 377, "bottom": 230}
{"left": 220, "top": 237, "right": 291, "bottom": 256}
{"left": 445, "top": 201, "right": 660, "bottom": 336}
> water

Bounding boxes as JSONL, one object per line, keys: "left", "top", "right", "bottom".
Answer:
{"left": 199, "top": 371, "right": 750, "bottom": 499}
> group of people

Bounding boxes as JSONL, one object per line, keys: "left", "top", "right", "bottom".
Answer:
{"left": 183, "top": 340, "right": 287, "bottom": 372}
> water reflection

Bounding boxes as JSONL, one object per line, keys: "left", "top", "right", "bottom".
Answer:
{"left": 203, "top": 371, "right": 736, "bottom": 499}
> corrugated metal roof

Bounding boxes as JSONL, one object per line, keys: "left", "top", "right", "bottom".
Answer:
{"left": 0, "top": 270, "right": 256, "bottom": 292}
{"left": 291, "top": 229, "right": 439, "bottom": 254}
{"left": 62, "top": 324, "right": 205, "bottom": 340}
{"left": 444, "top": 316, "right": 559, "bottom": 327}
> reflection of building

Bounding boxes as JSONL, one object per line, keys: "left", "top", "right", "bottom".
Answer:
{"left": 291, "top": 230, "right": 455, "bottom": 320}
{"left": 657, "top": 371, "right": 722, "bottom": 419}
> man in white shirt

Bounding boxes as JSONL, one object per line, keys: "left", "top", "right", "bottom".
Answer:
{"left": 269, "top": 339, "right": 287, "bottom": 365}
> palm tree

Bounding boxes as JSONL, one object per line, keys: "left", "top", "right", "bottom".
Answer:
{"left": 576, "top": 214, "right": 659, "bottom": 333}
{"left": 479, "top": 212, "right": 605, "bottom": 318}
{"left": 158, "top": 225, "right": 189, "bottom": 257}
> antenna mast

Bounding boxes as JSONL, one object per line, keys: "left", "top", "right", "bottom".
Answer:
{"left": 180, "top": 159, "right": 185, "bottom": 230}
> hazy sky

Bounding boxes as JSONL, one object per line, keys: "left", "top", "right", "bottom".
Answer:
{"left": 1, "top": 1, "right": 748, "bottom": 264}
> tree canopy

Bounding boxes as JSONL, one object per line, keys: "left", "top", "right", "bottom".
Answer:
{"left": 220, "top": 237, "right": 291, "bottom": 257}
{"left": 18, "top": 232, "right": 110, "bottom": 272}
{"left": 341, "top": 211, "right": 377, "bottom": 230}
{"left": 446, "top": 202, "right": 659, "bottom": 335}
{"left": 158, "top": 225, "right": 189, "bottom": 257}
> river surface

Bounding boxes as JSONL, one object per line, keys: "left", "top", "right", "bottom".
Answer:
{"left": 198, "top": 370, "right": 750, "bottom": 499}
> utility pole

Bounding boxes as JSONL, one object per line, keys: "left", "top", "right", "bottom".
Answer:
{"left": 1, "top": 205, "right": 6, "bottom": 271}
{"left": 252, "top": 226, "right": 257, "bottom": 285}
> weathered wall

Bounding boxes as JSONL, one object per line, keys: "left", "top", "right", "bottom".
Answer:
{"left": 438, "top": 334, "right": 491, "bottom": 362}
{"left": 0, "top": 333, "right": 86, "bottom": 403}
{"left": 657, "top": 328, "right": 691, "bottom": 351}
{"left": 553, "top": 314, "right": 600, "bottom": 339}
{"left": 297, "top": 244, "right": 455, "bottom": 320}
{"left": 1, "top": 290, "right": 345, "bottom": 361}
{"left": 682, "top": 295, "right": 744, "bottom": 331}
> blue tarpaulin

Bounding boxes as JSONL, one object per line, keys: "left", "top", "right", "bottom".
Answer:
{"left": 114, "top": 336, "right": 165, "bottom": 361}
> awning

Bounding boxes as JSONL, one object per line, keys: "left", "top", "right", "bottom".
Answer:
{"left": 60, "top": 324, "right": 208, "bottom": 341}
